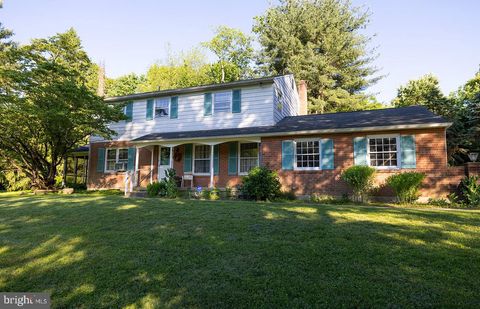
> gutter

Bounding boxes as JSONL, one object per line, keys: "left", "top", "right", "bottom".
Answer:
{"left": 128, "top": 122, "right": 452, "bottom": 145}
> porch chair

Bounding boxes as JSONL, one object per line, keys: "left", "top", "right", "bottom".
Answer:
{"left": 181, "top": 173, "right": 194, "bottom": 188}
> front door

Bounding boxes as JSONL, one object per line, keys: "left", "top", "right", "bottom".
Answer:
{"left": 158, "top": 147, "right": 171, "bottom": 180}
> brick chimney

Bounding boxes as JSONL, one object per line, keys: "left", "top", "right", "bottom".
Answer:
{"left": 297, "top": 80, "right": 308, "bottom": 115}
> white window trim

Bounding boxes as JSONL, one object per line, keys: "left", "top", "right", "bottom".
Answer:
{"left": 293, "top": 138, "right": 322, "bottom": 171}
{"left": 192, "top": 144, "right": 211, "bottom": 176}
{"left": 211, "top": 90, "right": 233, "bottom": 115}
{"left": 104, "top": 148, "right": 128, "bottom": 173}
{"left": 238, "top": 142, "right": 260, "bottom": 175}
{"left": 154, "top": 97, "right": 171, "bottom": 119}
{"left": 366, "top": 134, "right": 401, "bottom": 170}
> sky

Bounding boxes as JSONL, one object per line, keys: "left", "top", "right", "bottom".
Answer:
{"left": 1, "top": 0, "right": 479, "bottom": 103}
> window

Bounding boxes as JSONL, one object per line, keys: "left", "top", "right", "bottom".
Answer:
{"left": 368, "top": 136, "right": 398, "bottom": 168}
{"left": 155, "top": 98, "right": 169, "bottom": 117}
{"left": 295, "top": 140, "right": 320, "bottom": 169}
{"left": 105, "top": 148, "right": 128, "bottom": 172}
{"left": 213, "top": 91, "right": 232, "bottom": 113}
{"left": 239, "top": 143, "right": 259, "bottom": 174}
{"left": 194, "top": 145, "right": 211, "bottom": 174}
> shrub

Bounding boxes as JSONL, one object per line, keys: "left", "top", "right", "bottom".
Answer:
{"left": 1, "top": 170, "right": 31, "bottom": 192}
{"left": 147, "top": 181, "right": 163, "bottom": 197}
{"left": 310, "top": 193, "right": 351, "bottom": 204}
{"left": 386, "top": 172, "right": 425, "bottom": 204}
{"left": 276, "top": 190, "right": 296, "bottom": 201}
{"left": 427, "top": 198, "right": 450, "bottom": 207}
{"left": 241, "top": 166, "right": 281, "bottom": 201}
{"left": 162, "top": 169, "right": 179, "bottom": 198}
{"left": 340, "top": 166, "right": 376, "bottom": 202}
{"left": 201, "top": 187, "right": 219, "bottom": 200}
{"left": 457, "top": 176, "right": 480, "bottom": 207}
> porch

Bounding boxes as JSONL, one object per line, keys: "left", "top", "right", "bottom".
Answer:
{"left": 131, "top": 137, "right": 261, "bottom": 190}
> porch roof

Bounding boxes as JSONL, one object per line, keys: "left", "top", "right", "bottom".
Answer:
{"left": 132, "top": 105, "right": 451, "bottom": 143}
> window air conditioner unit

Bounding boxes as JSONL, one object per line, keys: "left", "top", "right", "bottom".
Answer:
{"left": 114, "top": 162, "right": 128, "bottom": 172}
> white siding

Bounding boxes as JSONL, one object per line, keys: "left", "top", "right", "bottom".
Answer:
{"left": 273, "top": 75, "right": 300, "bottom": 123}
{"left": 94, "top": 84, "right": 275, "bottom": 141}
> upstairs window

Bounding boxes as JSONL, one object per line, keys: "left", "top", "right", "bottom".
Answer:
{"left": 213, "top": 91, "right": 232, "bottom": 113}
{"left": 155, "top": 98, "right": 169, "bottom": 118}
{"left": 368, "top": 136, "right": 399, "bottom": 168}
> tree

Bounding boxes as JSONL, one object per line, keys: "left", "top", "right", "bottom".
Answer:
{"left": 202, "top": 26, "right": 254, "bottom": 83}
{"left": 138, "top": 48, "right": 213, "bottom": 92}
{"left": 392, "top": 74, "right": 451, "bottom": 115}
{"left": 105, "top": 73, "right": 145, "bottom": 97}
{"left": 253, "top": 0, "right": 380, "bottom": 113}
{"left": 392, "top": 72, "right": 480, "bottom": 165}
{"left": 0, "top": 28, "right": 125, "bottom": 189}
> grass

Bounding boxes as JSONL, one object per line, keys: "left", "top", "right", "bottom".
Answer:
{"left": 0, "top": 194, "right": 479, "bottom": 308}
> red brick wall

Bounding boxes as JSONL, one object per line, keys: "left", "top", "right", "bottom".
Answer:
{"left": 88, "top": 128, "right": 478, "bottom": 199}
{"left": 88, "top": 142, "right": 242, "bottom": 190}
{"left": 260, "top": 128, "right": 466, "bottom": 198}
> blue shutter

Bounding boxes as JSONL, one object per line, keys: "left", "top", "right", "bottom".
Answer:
{"left": 204, "top": 93, "right": 212, "bottom": 116}
{"left": 170, "top": 96, "right": 178, "bottom": 119}
{"left": 96, "top": 148, "right": 105, "bottom": 172}
{"left": 232, "top": 89, "right": 241, "bottom": 113}
{"left": 184, "top": 144, "right": 193, "bottom": 173}
{"left": 127, "top": 148, "right": 136, "bottom": 171}
{"left": 401, "top": 135, "right": 416, "bottom": 168}
{"left": 214, "top": 145, "right": 219, "bottom": 175}
{"left": 321, "top": 139, "right": 334, "bottom": 170}
{"left": 125, "top": 101, "right": 133, "bottom": 122}
{"left": 282, "top": 141, "right": 294, "bottom": 170}
{"left": 353, "top": 137, "right": 367, "bottom": 166}
{"left": 146, "top": 99, "right": 154, "bottom": 120}
{"left": 228, "top": 142, "right": 238, "bottom": 175}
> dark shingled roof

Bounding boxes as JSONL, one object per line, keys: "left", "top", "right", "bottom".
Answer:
{"left": 133, "top": 106, "right": 450, "bottom": 142}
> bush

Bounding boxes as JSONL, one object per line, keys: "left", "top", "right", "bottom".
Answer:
{"left": 457, "top": 176, "right": 480, "bottom": 207}
{"left": 277, "top": 190, "right": 296, "bottom": 201}
{"left": 1, "top": 170, "right": 31, "bottom": 192}
{"left": 147, "top": 181, "right": 163, "bottom": 197}
{"left": 340, "top": 166, "right": 376, "bottom": 202}
{"left": 201, "top": 187, "right": 219, "bottom": 200}
{"left": 310, "top": 193, "right": 351, "bottom": 204}
{"left": 386, "top": 172, "right": 425, "bottom": 204}
{"left": 241, "top": 166, "right": 281, "bottom": 201}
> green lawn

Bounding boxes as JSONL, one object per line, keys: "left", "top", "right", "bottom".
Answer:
{"left": 0, "top": 194, "right": 479, "bottom": 308}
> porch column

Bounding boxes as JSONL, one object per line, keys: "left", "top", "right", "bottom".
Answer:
{"left": 150, "top": 146, "right": 154, "bottom": 184}
{"left": 210, "top": 145, "right": 214, "bottom": 188}
{"left": 62, "top": 156, "right": 67, "bottom": 187}
{"left": 73, "top": 156, "right": 78, "bottom": 184}
{"left": 134, "top": 146, "right": 139, "bottom": 188}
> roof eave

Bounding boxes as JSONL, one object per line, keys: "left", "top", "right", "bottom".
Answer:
{"left": 130, "top": 122, "right": 452, "bottom": 144}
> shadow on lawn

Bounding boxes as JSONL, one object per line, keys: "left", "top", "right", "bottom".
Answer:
{"left": 0, "top": 195, "right": 479, "bottom": 307}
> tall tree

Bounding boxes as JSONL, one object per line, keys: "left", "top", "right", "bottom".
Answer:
{"left": 392, "top": 73, "right": 480, "bottom": 165}
{"left": 392, "top": 74, "right": 451, "bottom": 115}
{"left": 138, "top": 48, "right": 213, "bottom": 92}
{"left": 202, "top": 26, "right": 254, "bottom": 83}
{"left": 253, "top": 0, "right": 380, "bottom": 113}
{"left": 0, "top": 28, "right": 124, "bottom": 189}
{"left": 105, "top": 73, "right": 145, "bottom": 97}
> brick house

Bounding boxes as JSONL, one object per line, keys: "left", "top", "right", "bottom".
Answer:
{"left": 85, "top": 74, "right": 475, "bottom": 199}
